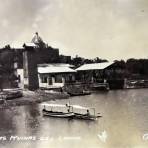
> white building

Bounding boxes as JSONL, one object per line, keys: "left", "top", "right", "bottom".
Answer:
{"left": 38, "top": 64, "right": 76, "bottom": 89}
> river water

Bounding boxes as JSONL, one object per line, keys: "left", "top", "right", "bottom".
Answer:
{"left": 0, "top": 89, "right": 148, "bottom": 148}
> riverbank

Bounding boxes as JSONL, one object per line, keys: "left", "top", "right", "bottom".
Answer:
{"left": 0, "top": 90, "right": 69, "bottom": 109}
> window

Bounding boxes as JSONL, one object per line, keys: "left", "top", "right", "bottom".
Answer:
{"left": 41, "top": 76, "right": 47, "bottom": 83}
{"left": 48, "top": 77, "right": 52, "bottom": 85}
{"left": 55, "top": 75, "right": 62, "bottom": 83}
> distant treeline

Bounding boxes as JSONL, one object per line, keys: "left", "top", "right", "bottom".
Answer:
{"left": 0, "top": 45, "right": 18, "bottom": 88}
{"left": 60, "top": 55, "right": 148, "bottom": 79}
{"left": 114, "top": 59, "right": 148, "bottom": 79}
{"left": 68, "top": 56, "right": 108, "bottom": 68}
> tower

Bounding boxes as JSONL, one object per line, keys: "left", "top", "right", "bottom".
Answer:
{"left": 23, "top": 43, "right": 39, "bottom": 90}
{"left": 23, "top": 33, "right": 59, "bottom": 90}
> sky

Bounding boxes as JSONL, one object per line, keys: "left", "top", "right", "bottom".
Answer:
{"left": 0, "top": 0, "right": 148, "bottom": 61}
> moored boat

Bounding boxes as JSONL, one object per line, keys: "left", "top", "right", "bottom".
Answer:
{"left": 42, "top": 103, "right": 74, "bottom": 118}
{"left": 42, "top": 109, "right": 74, "bottom": 118}
{"left": 68, "top": 90, "right": 91, "bottom": 96}
{"left": 69, "top": 105, "right": 101, "bottom": 121}
{"left": 41, "top": 103, "right": 101, "bottom": 121}
{"left": 73, "top": 113, "right": 100, "bottom": 120}
{"left": 0, "top": 88, "right": 23, "bottom": 100}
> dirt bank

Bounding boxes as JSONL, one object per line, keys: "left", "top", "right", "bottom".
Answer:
{"left": 0, "top": 90, "right": 69, "bottom": 109}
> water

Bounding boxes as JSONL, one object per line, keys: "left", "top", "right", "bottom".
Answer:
{"left": 0, "top": 89, "right": 148, "bottom": 148}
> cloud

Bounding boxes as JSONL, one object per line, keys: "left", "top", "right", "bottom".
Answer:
{"left": 1, "top": 19, "right": 9, "bottom": 28}
{"left": 0, "top": 0, "right": 148, "bottom": 60}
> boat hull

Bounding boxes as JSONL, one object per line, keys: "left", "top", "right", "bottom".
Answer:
{"left": 42, "top": 109, "right": 74, "bottom": 118}
{"left": 68, "top": 91, "right": 91, "bottom": 97}
{"left": 73, "top": 113, "right": 100, "bottom": 121}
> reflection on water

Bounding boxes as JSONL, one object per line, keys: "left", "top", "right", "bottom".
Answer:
{"left": 0, "top": 89, "right": 148, "bottom": 148}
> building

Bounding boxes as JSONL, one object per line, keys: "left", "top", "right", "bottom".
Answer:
{"left": 22, "top": 33, "right": 59, "bottom": 90}
{"left": 58, "top": 55, "right": 72, "bottom": 63}
{"left": 76, "top": 62, "right": 114, "bottom": 83}
{"left": 0, "top": 33, "right": 127, "bottom": 90}
{"left": 0, "top": 33, "right": 60, "bottom": 90}
{"left": 76, "top": 62, "right": 126, "bottom": 89}
{"left": 38, "top": 64, "right": 76, "bottom": 89}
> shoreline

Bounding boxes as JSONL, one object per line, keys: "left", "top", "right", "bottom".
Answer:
{"left": 0, "top": 86, "right": 148, "bottom": 110}
{"left": 0, "top": 90, "right": 69, "bottom": 109}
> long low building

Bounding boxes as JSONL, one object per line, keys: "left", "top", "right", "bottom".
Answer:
{"left": 38, "top": 64, "right": 76, "bottom": 89}
{"left": 75, "top": 61, "right": 126, "bottom": 89}
{"left": 76, "top": 62, "right": 114, "bottom": 83}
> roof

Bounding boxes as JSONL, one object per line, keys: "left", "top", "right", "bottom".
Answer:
{"left": 76, "top": 62, "right": 114, "bottom": 71}
{"left": 69, "top": 105, "right": 89, "bottom": 110}
{"left": 38, "top": 63, "right": 74, "bottom": 68}
{"left": 23, "top": 42, "right": 37, "bottom": 47}
{"left": 41, "top": 103, "right": 66, "bottom": 108}
{"left": 38, "top": 64, "right": 76, "bottom": 74}
{"left": 42, "top": 103, "right": 92, "bottom": 110}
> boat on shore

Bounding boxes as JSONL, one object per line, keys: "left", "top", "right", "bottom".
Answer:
{"left": 0, "top": 88, "right": 23, "bottom": 100}
{"left": 41, "top": 103, "right": 101, "bottom": 121}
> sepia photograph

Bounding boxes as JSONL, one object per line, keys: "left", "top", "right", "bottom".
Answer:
{"left": 0, "top": 0, "right": 148, "bottom": 148}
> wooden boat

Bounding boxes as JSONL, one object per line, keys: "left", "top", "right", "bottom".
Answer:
{"left": 68, "top": 90, "right": 91, "bottom": 97}
{"left": 68, "top": 105, "right": 101, "bottom": 121}
{"left": 0, "top": 88, "right": 23, "bottom": 100}
{"left": 73, "top": 113, "right": 101, "bottom": 120}
{"left": 42, "top": 103, "right": 74, "bottom": 118}
{"left": 41, "top": 103, "right": 101, "bottom": 121}
{"left": 42, "top": 109, "right": 74, "bottom": 118}
{"left": 90, "top": 83, "right": 110, "bottom": 91}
